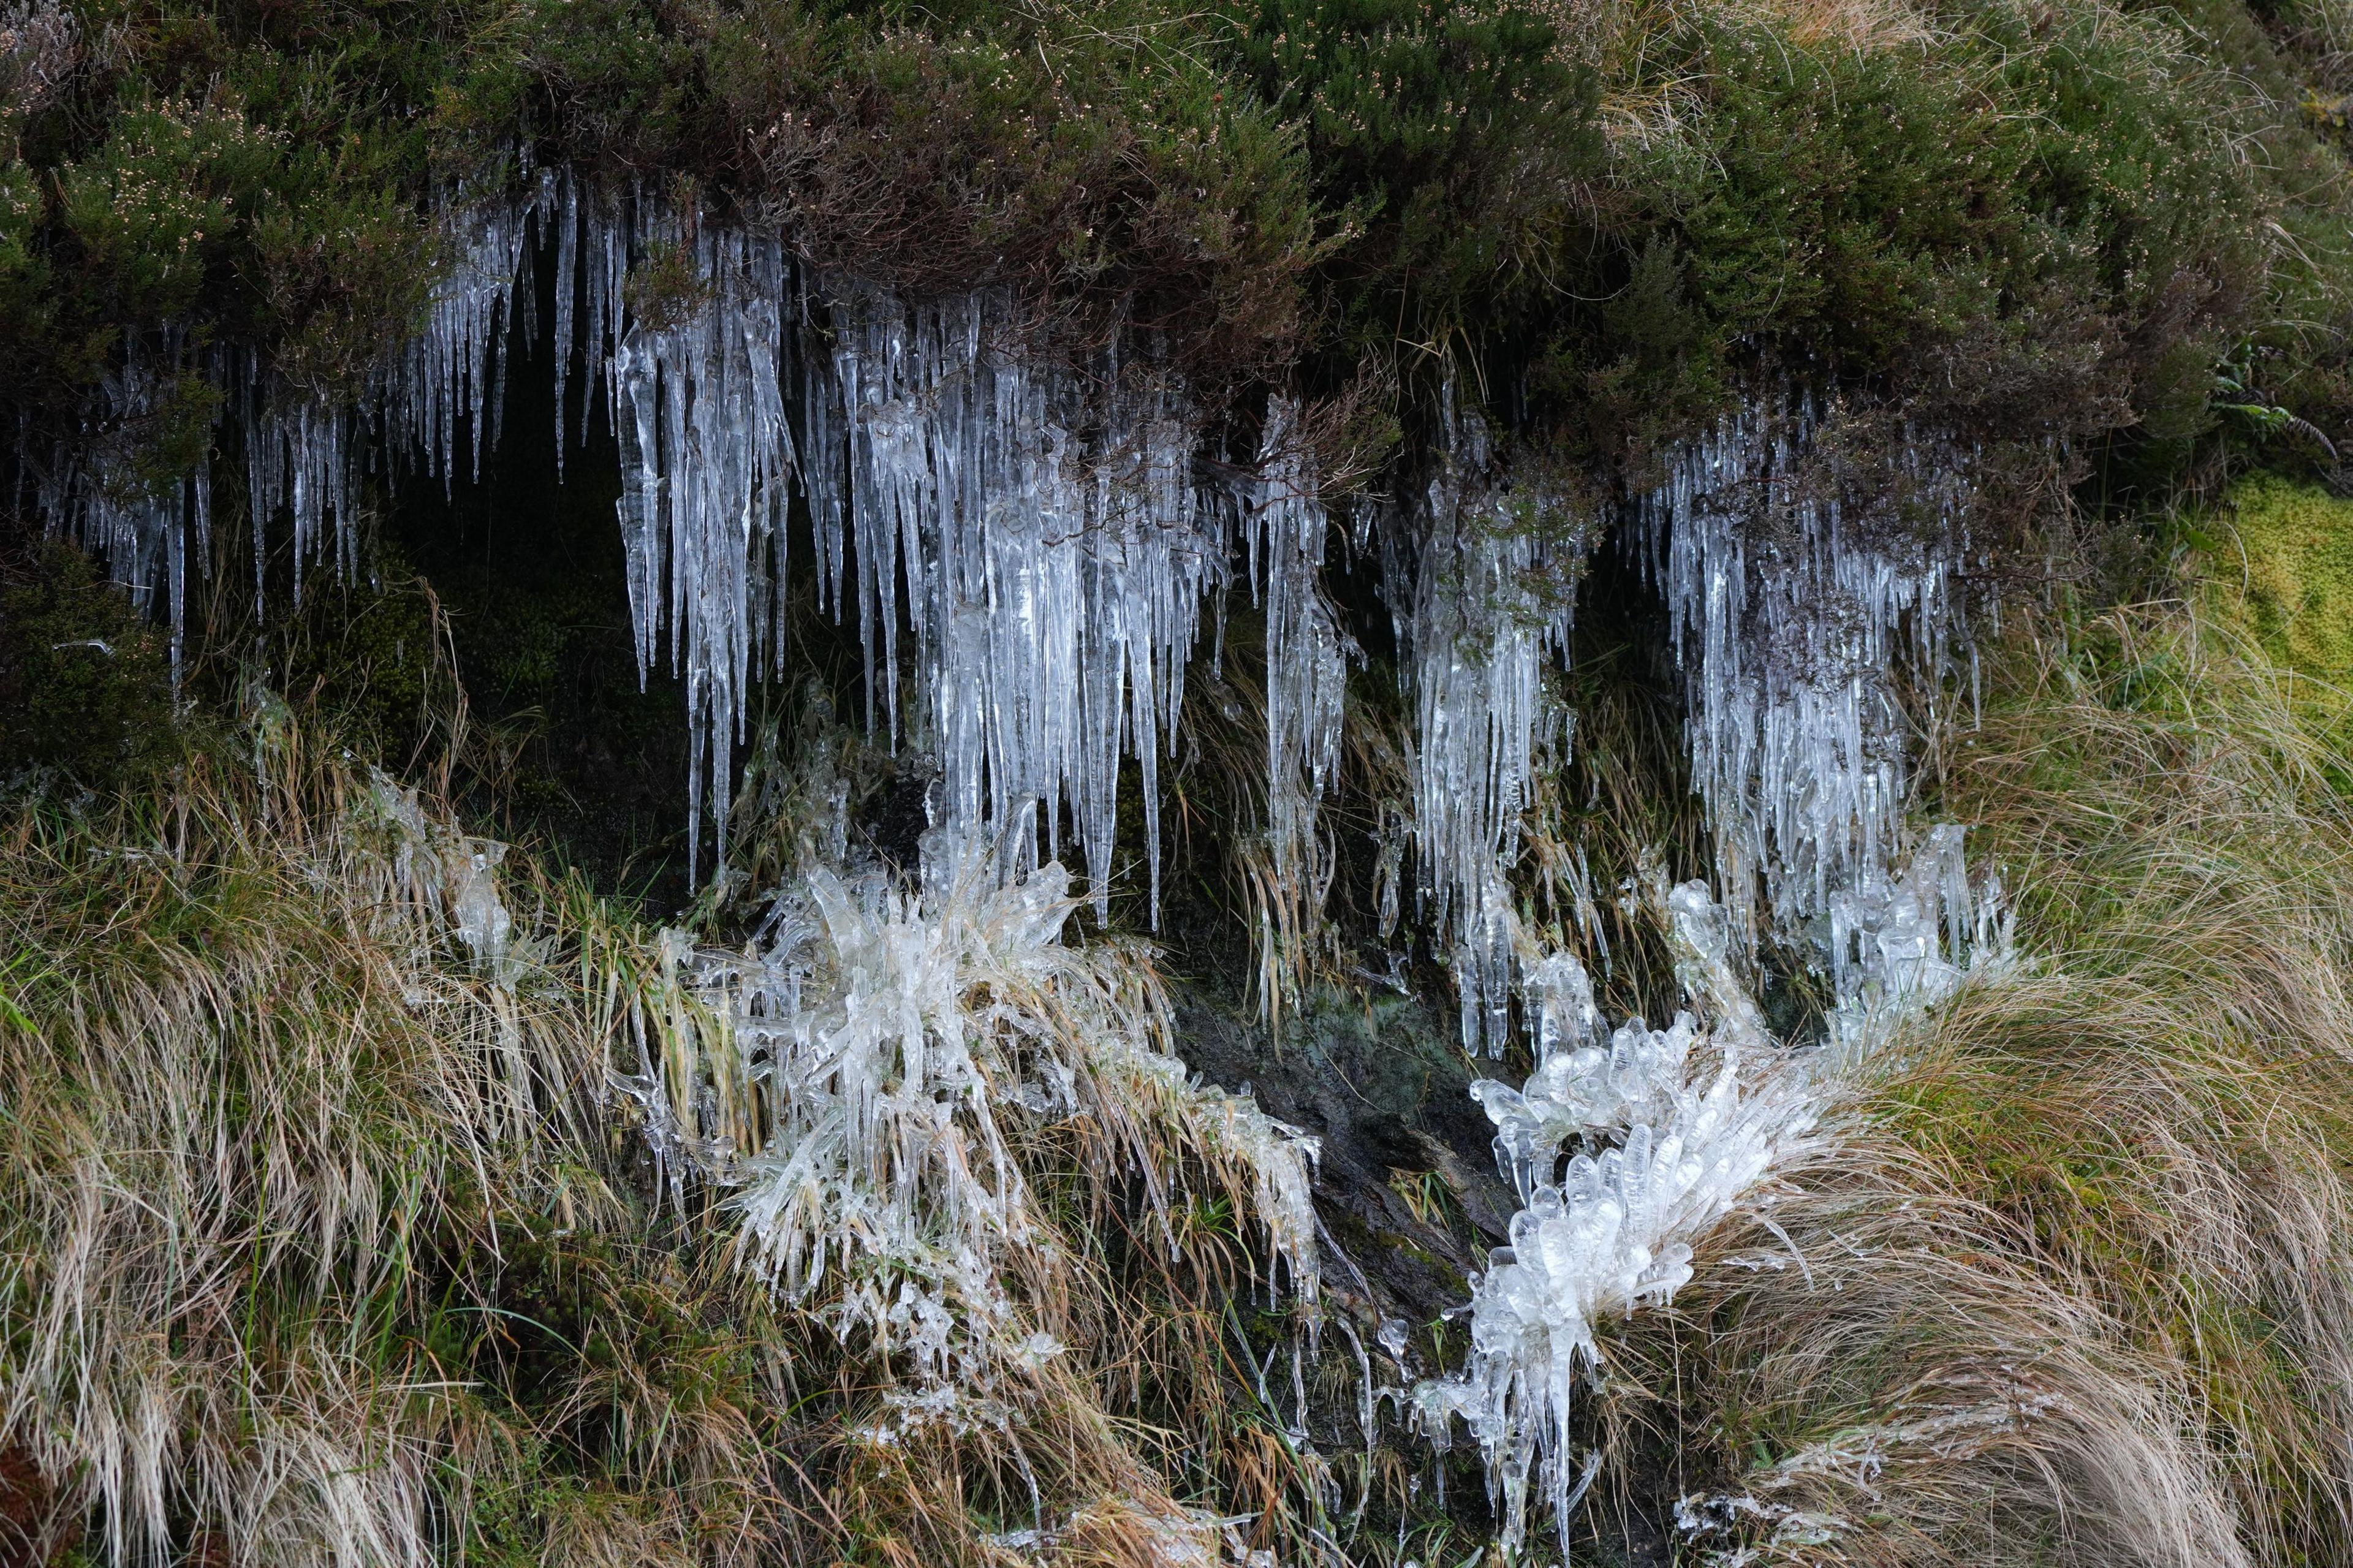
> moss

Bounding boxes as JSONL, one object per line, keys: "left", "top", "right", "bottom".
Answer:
{"left": 2207, "top": 472, "right": 2353, "bottom": 675}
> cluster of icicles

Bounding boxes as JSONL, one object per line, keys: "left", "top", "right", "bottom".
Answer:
{"left": 29, "top": 177, "right": 1982, "bottom": 979}
{"left": 29, "top": 175, "right": 2014, "bottom": 1555}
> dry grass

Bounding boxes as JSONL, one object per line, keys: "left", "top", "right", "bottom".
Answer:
{"left": 1596, "top": 605, "right": 2353, "bottom": 1566}
{"left": 0, "top": 713, "right": 778, "bottom": 1567}
{"left": 0, "top": 702, "right": 1346, "bottom": 1567}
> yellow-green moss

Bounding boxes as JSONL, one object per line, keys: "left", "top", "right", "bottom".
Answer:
{"left": 2207, "top": 472, "right": 2353, "bottom": 675}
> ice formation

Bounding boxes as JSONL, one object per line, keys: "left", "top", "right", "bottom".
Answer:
{"left": 802, "top": 284, "right": 1226, "bottom": 917}
{"left": 608, "top": 829, "right": 1320, "bottom": 1417}
{"left": 1403, "top": 395, "right": 1591, "bottom": 1053}
{"left": 363, "top": 771, "right": 518, "bottom": 980}
{"left": 1416, "top": 837, "right": 2008, "bottom": 1555}
{"left": 28, "top": 332, "right": 213, "bottom": 679}
{"left": 241, "top": 379, "right": 358, "bottom": 610}
{"left": 586, "top": 205, "right": 797, "bottom": 887}
{"left": 1250, "top": 398, "right": 1350, "bottom": 921}
{"left": 1823, "top": 820, "right": 2012, "bottom": 1056}
{"left": 26, "top": 180, "right": 537, "bottom": 683}
{"left": 388, "top": 190, "right": 537, "bottom": 491}
{"left": 553, "top": 184, "right": 1235, "bottom": 901}
{"left": 1637, "top": 387, "right": 1978, "bottom": 947}
{"left": 32, "top": 174, "right": 1249, "bottom": 902}
{"left": 26, "top": 168, "right": 2012, "bottom": 986}
{"left": 1413, "top": 881, "right": 1822, "bottom": 1556}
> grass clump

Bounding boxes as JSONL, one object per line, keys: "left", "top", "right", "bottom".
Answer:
{"left": 0, "top": 714, "right": 717, "bottom": 1566}
{"left": 0, "top": 701, "right": 1349, "bottom": 1566}
{"left": 1584, "top": 606, "right": 2353, "bottom": 1566}
{"left": 1901, "top": 607, "right": 2353, "bottom": 1564}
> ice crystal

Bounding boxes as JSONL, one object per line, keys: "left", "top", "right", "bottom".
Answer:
{"left": 31, "top": 184, "right": 538, "bottom": 689}
{"left": 240, "top": 377, "right": 359, "bottom": 607}
{"left": 39, "top": 175, "right": 1243, "bottom": 904}
{"left": 1404, "top": 394, "right": 1591, "bottom": 1052}
{"left": 387, "top": 189, "right": 537, "bottom": 492}
{"left": 1414, "top": 883, "right": 1823, "bottom": 1556}
{"left": 1823, "top": 821, "right": 2012, "bottom": 1057}
{"left": 1637, "top": 387, "right": 1977, "bottom": 947}
{"left": 1417, "top": 841, "right": 2007, "bottom": 1555}
{"left": 611, "top": 830, "right": 1319, "bottom": 1417}
{"left": 604, "top": 216, "right": 797, "bottom": 887}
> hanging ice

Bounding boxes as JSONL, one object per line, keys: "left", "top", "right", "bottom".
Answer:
{"left": 800, "top": 284, "right": 1227, "bottom": 917}
{"left": 240, "top": 373, "right": 358, "bottom": 608}
{"left": 587, "top": 201, "right": 797, "bottom": 889}
{"left": 385, "top": 186, "right": 538, "bottom": 492}
{"left": 1403, "top": 392, "right": 1593, "bottom": 1052}
{"left": 1636, "top": 386, "right": 1978, "bottom": 948}
{"left": 33, "top": 172, "right": 1276, "bottom": 926}
{"left": 1248, "top": 396, "right": 1351, "bottom": 987}
{"left": 31, "top": 176, "right": 543, "bottom": 686}
{"left": 28, "top": 331, "right": 212, "bottom": 680}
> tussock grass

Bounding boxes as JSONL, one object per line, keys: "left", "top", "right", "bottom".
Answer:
{"left": 1902, "top": 607, "right": 2353, "bottom": 1564}
{"left": 0, "top": 714, "right": 743, "bottom": 1567}
{"left": 0, "top": 704, "right": 1344, "bottom": 1567}
{"left": 1601, "top": 605, "right": 2353, "bottom": 1566}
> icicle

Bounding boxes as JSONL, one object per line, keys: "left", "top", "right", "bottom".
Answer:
{"left": 599, "top": 199, "right": 795, "bottom": 888}
{"left": 245, "top": 379, "right": 360, "bottom": 607}
{"left": 39, "top": 175, "right": 1242, "bottom": 914}
{"left": 32, "top": 330, "right": 216, "bottom": 683}
{"left": 1636, "top": 384, "right": 1979, "bottom": 950}
{"left": 1251, "top": 396, "right": 1351, "bottom": 973}
{"left": 802, "top": 285, "right": 1228, "bottom": 917}
{"left": 385, "top": 190, "right": 536, "bottom": 491}
{"left": 1404, "top": 387, "right": 1593, "bottom": 1052}
{"left": 547, "top": 167, "right": 578, "bottom": 480}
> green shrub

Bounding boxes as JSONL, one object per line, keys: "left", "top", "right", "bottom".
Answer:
{"left": 0, "top": 539, "right": 179, "bottom": 791}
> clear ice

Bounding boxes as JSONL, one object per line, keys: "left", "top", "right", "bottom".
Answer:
{"left": 1251, "top": 397, "right": 1349, "bottom": 922}
{"left": 32, "top": 178, "right": 1240, "bottom": 903}
{"left": 801, "top": 283, "right": 1226, "bottom": 916}
{"left": 1402, "top": 391, "right": 1590, "bottom": 1052}
{"left": 608, "top": 828, "right": 1321, "bottom": 1422}
{"left": 1417, "top": 844, "right": 2007, "bottom": 1555}
{"left": 28, "top": 331, "right": 212, "bottom": 680}
{"left": 1412, "top": 881, "right": 1823, "bottom": 1557}
{"left": 1636, "top": 386, "right": 1978, "bottom": 947}
{"left": 21, "top": 167, "right": 2058, "bottom": 1567}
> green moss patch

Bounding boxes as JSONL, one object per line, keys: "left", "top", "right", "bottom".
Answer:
{"left": 2208, "top": 472, "right": 2353, "bottom": 675}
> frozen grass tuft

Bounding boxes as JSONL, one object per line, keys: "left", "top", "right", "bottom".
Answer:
{"left": 0, "top": 711, "right": 1344, "bottom": 1567}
